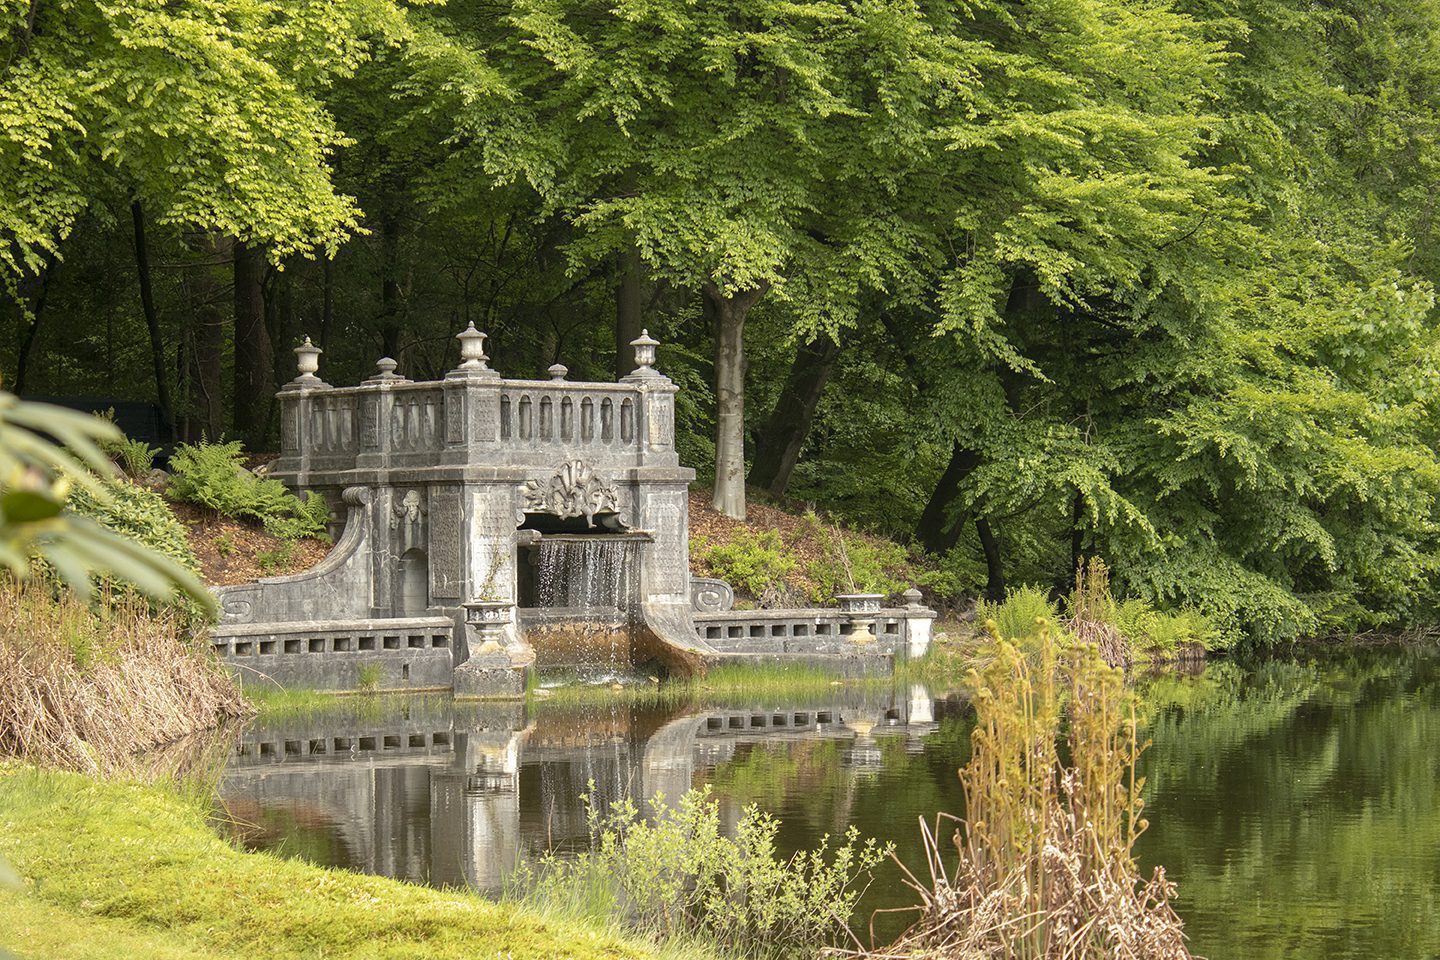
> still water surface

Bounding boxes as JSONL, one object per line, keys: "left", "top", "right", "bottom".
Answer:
{"left": 218, "top": 648, "right": 1440, "bottom": 959}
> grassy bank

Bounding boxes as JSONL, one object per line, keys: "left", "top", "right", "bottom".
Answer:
{"left": 0, "top": 765, "right": 710, "bottom": 960}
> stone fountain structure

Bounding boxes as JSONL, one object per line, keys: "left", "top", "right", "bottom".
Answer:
{"left": 210, "top": 326, "right": 934, "bottom": 697}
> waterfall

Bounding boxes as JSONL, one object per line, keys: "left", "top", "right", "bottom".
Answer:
{"left": 529, "top": 535, "right": 642, "bottom": 677}
{"left": 533, "top": 537, "right": 639, "bottom": 613}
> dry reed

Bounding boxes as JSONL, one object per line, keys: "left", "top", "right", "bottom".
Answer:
{"left": 838, "top": 627, "right": 1191, "bottom": 960}
{"left": 1068, "top": 557, "right": 1132, "bottom": 669}
{"left": 0, "top": 580, "right": 251, "bottom": 776}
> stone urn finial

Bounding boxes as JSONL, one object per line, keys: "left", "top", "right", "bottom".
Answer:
{"left": 630, "top": 329, "right": 661, "bottom": 376}
{"left": 456, "top": 322, "right": 491, "bottom": 371}
{"left": 294, "top": 336, "right": 322, "bottom": 381}
{"left": 364, "top": 356, "right": 408, "bottom": 384}
{"left": 548, "top": 363, "right": 569, "bottom": 381}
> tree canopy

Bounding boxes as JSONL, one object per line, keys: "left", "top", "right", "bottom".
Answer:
{"left": 5, "top": 0, "right": 1440, "bottom": 647}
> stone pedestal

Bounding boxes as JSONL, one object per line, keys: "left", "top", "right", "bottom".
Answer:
{"left": 836, "top": 592, "right": 884, "bottom": 645}
{"left": 455, "top": 599, "right": 531, "bottom": 699}
{"left": 453, "top": 653, "right": 528, "bottom": 699}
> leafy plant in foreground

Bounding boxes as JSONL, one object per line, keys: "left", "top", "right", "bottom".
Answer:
{"left": 0, "top": 392, "right": 213, "bottom": 614}
{"left": 511, "top": 785, "right": 888, "bottom": 959}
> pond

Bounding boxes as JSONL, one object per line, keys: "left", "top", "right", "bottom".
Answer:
{"left": 217, "top": 647, "right": 1440, "bottom": 959}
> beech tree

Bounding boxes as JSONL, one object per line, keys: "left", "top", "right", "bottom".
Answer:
{"left": 428, "top": 0, "right": 967, "bottom": 519}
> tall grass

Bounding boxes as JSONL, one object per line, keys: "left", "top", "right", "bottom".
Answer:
{"left": 850, "top": 624, "right": 1191, "bottom": 960}
{"left": 510, "top": 785, "right": 889, "bottom": 960}
{"left": 1067, "top": 558, "right": 1132, "bottom": 669}
{"left": 0, "top": 580, "right": 251, "bottom": 776}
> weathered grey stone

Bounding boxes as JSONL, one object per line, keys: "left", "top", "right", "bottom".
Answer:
{"left": 214, "top": 326, "right": 927, "bottom": 693}
{"left": 690, "top": 577, "right": 735, "bottom": 613}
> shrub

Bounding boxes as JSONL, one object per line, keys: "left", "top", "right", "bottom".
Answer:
{"left": 697, "top": 529, "right": 796, "bottom": 604}
{"left": 1114, "top": 597, "right": 1160, "bottom": 649}
{"left": 511, "top": 785, "right": 888, "bottom": 959}
{"left": 808, "top": 523, "right": 910, "bottom": 602}
{"left": 976, "top": 584, "right": 1059, "bottom": 645}
{"left": 62, "top": 478, "right": 207, "bottom": 623}
{"left": 168, "top": 441, "right": 329, "bottom": 541}
{"left": 256, "top": 542, "right": 296, "bottom": 576}
{"left": 1102, "top": 594, "right": 1221, "bottom": 655}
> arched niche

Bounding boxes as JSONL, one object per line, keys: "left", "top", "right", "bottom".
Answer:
{"left": 399, "top": 548, "right": 429, "bottom": 616}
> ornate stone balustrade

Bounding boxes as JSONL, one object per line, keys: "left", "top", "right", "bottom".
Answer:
{"left": 211, "top": 616, "right": 456, "bottom": 691}
{"left": 274, "top": 330, "right": 679, "bottom": 480}
{"left": 693, "top": 589, "right": 936, "bottom": 659}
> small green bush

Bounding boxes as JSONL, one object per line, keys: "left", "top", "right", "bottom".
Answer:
{"left": 168, "top": 441, "right": 329, "bottom": 541}
{"left": 977, "top": 584, "right": 1059, "bottom": 644}
{"left": 808, "top": 524, "right": 910, "bottom": 602}
{"left": 58, "top": 478, "right": 207, "bottom": 623}
{"left": 1114, "top": 597, "right": 1160, "bottom": 648}
{"left": 510, "top": 786, "right": 888, "bottom": 960}
{"left": 1108, "top": 595, "right": 1221, "bottom": 654}
{"left": 256, "top": 542, "right": 296, "bottom": 576}
{"left": 1155, "top": 608, "right": 1223, "bottom": 652}
{"left": 698, "top": 529, "right": 796, "bottom": 602}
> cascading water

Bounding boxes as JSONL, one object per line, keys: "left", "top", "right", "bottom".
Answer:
{"left": 528, "top": 535, "right": 642, "bottom": 678}
{"left": 533, "top": 537, "right": 639, "bottom": 612}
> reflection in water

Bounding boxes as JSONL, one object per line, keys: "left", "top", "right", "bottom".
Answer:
{"left": 218, "top": 650, "right": 1440, "bottom": 960}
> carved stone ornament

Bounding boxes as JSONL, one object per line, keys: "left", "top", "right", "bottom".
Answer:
{"left": 390, "top": 489, "right": 426, "bottom": 529}
{"left": 522, "top": 459, "right": 622, "bottom": 526}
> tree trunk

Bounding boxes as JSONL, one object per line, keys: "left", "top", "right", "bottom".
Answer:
{"left": 131, "top": 201, "right": 174, "bottom": 436}
{"left": 614, "top": 244, "right": 643, "bottom": 379}
{"left": 748, "top": 335, "right": 841, "bottom": 495}
{"left": 185, "top": 236, "right": 228, "bottom": 440}
{"left": 13, "top": 263, "right": 51, "bottom": 395}
{"left": 379, "top": 214, "right": 402, "bottom": 358}
{"left": 320, "top": 257, "right": 335, "bottom": 354}
{"left": 705, "top": 280, "right": 768, "bottom": 520}
{"left": 915, "top": 442, "right": 982, "bottom": 553}
{"left": 232, "top": 240, "right": 273, "bottom": 445}
{"left": 977, "top": 517, "right": 1006, "bottom": 601}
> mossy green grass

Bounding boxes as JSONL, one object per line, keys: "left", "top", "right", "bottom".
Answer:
{"left": 0, "top": 765, "right": 703, "bottom": 960}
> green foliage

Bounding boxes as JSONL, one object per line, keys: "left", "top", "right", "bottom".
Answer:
{"left": 168, "top": 442, "right": 329, "bottom": 542}
{"left": 0, "top": 393, "right": 214, "bottom": 615}
{"left": 0, "top": 0, "right": 420, "bottom": 282}
{"left": 1076, "top": 583, "right": 1223, "bottom": 655}
{"left": 510, "top": 786, "right": 888, "bottom": 959}
{"left": 256, "top": 542, "right": 296, "bottom": 576}
{"left": 62, "top": 477, "right": 207, "bottom": 622}
{"left": 213, "top": 532, "right": 235, "bottom": 558}
{"left": 977, "top": 585, "right": 1060, "bottom": 646}
{"left": 807, "top": 523, "right": 911, "bottom": 602}
{"left": 695, "top": 531, "right": 795, "bottom": 604}
{"left": 93, "top": 413, "right": 159, "bottom": 478}
{"left": 64, "top": 481, "right": 197, "bottom": 581}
